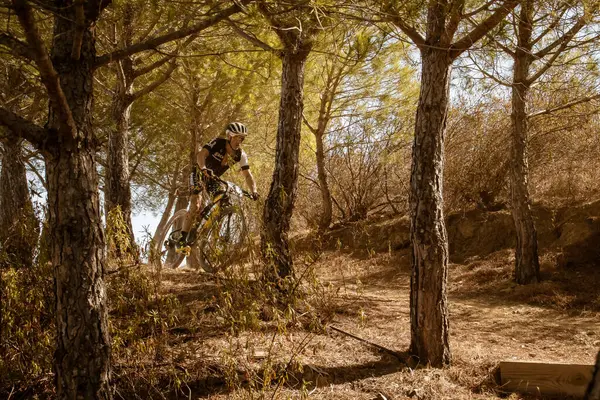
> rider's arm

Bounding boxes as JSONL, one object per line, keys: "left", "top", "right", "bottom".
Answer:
{"left": 238, "top": 150, "right": 257, "bottom": 194}
{"left": 196, "top": 148, "right": 210, "bottom": 169}
{"left": 242, "top": 169, "right": 257, "bottom": 194}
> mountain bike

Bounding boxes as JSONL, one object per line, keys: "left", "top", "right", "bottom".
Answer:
{"left": 153, "top": 176, "right": 255, "bottom": 272}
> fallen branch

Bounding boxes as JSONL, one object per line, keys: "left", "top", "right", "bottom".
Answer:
{"left": 106, "top": 262, "right": 142, "bottom": 276}
{"left": 328, "top": 325, "right": 408, "bottom": 363}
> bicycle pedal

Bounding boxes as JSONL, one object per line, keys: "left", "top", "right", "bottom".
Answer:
{"left": 176, "top": 246, "right": 191, "bottom": 256}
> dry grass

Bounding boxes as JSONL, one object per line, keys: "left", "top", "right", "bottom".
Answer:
{"left": 105, "top": 242, "right": 600, "bottom": 399}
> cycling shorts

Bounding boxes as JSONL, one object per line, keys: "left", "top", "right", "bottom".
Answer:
{"left": 189, "top": 165, "right": 220, "bottom": 196}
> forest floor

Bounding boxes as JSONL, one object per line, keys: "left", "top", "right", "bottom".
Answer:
{"left": 113, "top": 241, "right": 600, "bottom": 400}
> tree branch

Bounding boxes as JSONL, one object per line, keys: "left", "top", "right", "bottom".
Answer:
{"left": 0, "top": 107, "right": 46, "bottom": 148}
{"left": 526, "top": 27, "right": 586, "bottom": 85}
{"left": 444, "top": 0, "right": 465, "bottom": 44}
{"left": 386, "top": 13, "right": 426, "bottom": 49}
{"left": 530, "top": 6, "right": 568, "bottom": 47}
{"left": 94, "top": 1, "right": 251, "bottom": 68}
{"left": 228, "top": 19, "right": 280, "bottom": 54}
{"left": 85, "top": 0, "right": 112, "bottom": 22}
{"left": 464, "top": 14, "right": 515, "bottom": 56}
{"left": 528, "top": 93, "right": 600, "bottom": 118}
{"left": 534, "top": 15, "right": 586, "bottom": 59}
{"left": 131, "top": 61, "right": 178, "bottom": 101}
{"left": 450, "top": 0, "right": 519, "bottom": 59}
{"left": 463, "top": 0, "right": 496, "bottom": 18}
{"left": 136, "top": 8, "right": 163, "bottom": 43}
{"left": 467, "top": 52, "right": 511, "bottom": 87}
{"left": 12, "top": 0, "right": 77, "bottom": 135}
{"left": 302, "top": 112, "right": 317, "bottom": 134}
{"left": 133, "top": 54, "right": 173, "bottom": 78}
{"left": 0, "top": 32, "right": 35, "bottom": 61}
{"left": 299, "top": 171, "right": 320, "bottom": 187}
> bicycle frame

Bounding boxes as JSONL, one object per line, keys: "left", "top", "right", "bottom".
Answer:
{"left": 187, "top": 178, "right": 251, "bottom": 245}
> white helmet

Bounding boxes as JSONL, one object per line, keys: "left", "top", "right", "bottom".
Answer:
{"left": 225, "top": 122, "right": 247, "bottom": 138}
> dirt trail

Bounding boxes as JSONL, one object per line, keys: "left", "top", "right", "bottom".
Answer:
{"left": 153, "top": 247, "right": 599, "bottom": 399}
{"left": 318, "top": 251, "right": 599, "bottom": 364}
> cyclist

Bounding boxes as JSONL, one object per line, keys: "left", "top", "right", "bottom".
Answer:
{"left": 179, "top": 122, "right": 259, "bottom": 246}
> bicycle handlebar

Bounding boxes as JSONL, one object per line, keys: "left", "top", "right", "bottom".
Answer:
{"left": 210, "top": 175, "right": 256, "bottom": 200}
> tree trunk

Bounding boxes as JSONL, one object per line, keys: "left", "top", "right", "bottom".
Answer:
{"left": 0, "top": 137, "right": 38, "bottom": 267}
{"left": 315, "top": 131, "right": 332, "bottom": 231}
{"left": 106, "top": 86, "right": 136, "bottom": 255}
{"left": 106, "top": 6, "right": 136, "bottom": 256}
{"left": 409, "top": 47, "right": 452, "bottom": 368}
{"left": 47, "top": 12, "right": 111, "bottom": 399}
{"left": 152, "top": 165, "right": 181, "bottom": 245}
{"left": 261, "top": 50, "right": 310, "bottom": 281}
{"left": 166, "top": 182, "right": 189, "bottom": 266}
{"left": 106, "top": 86, "right": 134, "bottom": 231}
{"left": 510, "top": 0, "right": 540, "bottom": 285}
{"left": 186, "top": 78, "right": 204, "bottom": 269}
{"left": 153, "top": 192, "right": 177, "bottom": 243}
{"left": 586, "top": 350, "right": 600, "bottom": 400}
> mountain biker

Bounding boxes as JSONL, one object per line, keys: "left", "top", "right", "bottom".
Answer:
{"left": 179, "top": 122, "right": 259, "bottom": 246}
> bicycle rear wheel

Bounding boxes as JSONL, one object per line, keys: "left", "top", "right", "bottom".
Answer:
{"left": 152, "top": 209, "right": 188, "bottom": 269}
{"left": 194, "top": 206, "right": 247, "bottom": 273}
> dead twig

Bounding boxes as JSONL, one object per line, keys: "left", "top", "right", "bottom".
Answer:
{"left": 328, "top": 325, "right": 408, "bottom": 363}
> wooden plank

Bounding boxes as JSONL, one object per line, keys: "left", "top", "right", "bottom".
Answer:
{"left": 499, "top": 361, "right": 594, "bottom": 398}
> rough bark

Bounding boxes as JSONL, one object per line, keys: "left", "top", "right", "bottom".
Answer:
{"left": 315, "top": 131, "right": 332, "bottom": 231}
{"left": 261, "top": 49, "right": 310, "bottom": 281}
{"left": 106, "top": 5, "right": 136, "bottom": 256}
{"left": 510, "top": 0, "right": 540, "bottom": 284}
{"left": 106, "top": 61, "right": 135, "bottom": 253}
{"left": 586, "top": 350, "right": 600, "bottom": 400}
{"left": 409, "top": 47, "right": 452, "bottom": 368}
{"left": 389, "top": 0, "right": 518, "bottom": 370}
{"left": 312, "top": 66, "right": 340, "bottom": 232}
{"left": 46, "top": 9, "right": 111, "bottom": 399}
{"left": 0, "top": 137, "right": 38, "bottom": 267}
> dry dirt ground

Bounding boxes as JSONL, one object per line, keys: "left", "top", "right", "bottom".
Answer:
{"left": 116, "top": 245, "right": 600, "bottom": 400}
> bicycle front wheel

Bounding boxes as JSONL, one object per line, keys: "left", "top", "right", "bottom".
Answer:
{"left": 194, "top": 206, "right": 247, "bottom": 273}
{"left": 152, "top": 209, "right": 188, "bottom": 270}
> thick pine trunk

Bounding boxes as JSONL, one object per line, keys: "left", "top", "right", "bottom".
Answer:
{"left": 409, "top": 48, "right": 451, "bottom": 368}
{"left": 510, "top": 0, "right": 540, "bottom": 284}
{"left": 0, "top": 138, "right": 38, "bottom": 267}
{"left": 261, "top": 50, "right": 309, "bottom": 281}
{"left": 315, "top": 131, "right": 332, "bottom": 231}
{"left": 47, "top": 11, "right": 112, "bottom": 399}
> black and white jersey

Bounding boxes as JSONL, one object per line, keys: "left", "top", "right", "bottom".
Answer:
{"left": 202, "top": 137, "right": 250, "bottom": 177}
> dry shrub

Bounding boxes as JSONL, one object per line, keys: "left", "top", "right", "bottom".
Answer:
{"left": 529, "top": 106, "right": 600, "bottom": 207}
{"left": 295, "top": 116, "right": 412, "bottom": 228}
{"left": 445, "top": 100, "right": 511, "bottom": 213}
{"left": 0, "top": 206, "right": 53, "bottom": 397}
{"left": 105, "top": 209, "right": 184, "bottom": 397}
{"left": 0, "top": 259, "right": 54, "bottom": 396}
